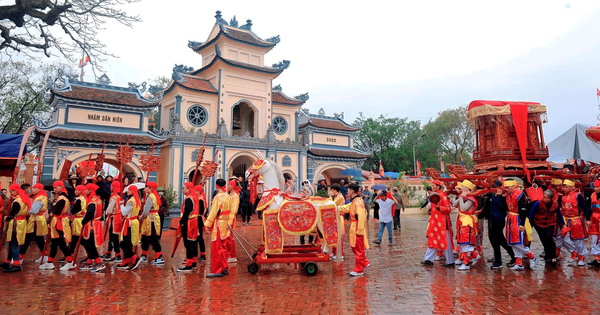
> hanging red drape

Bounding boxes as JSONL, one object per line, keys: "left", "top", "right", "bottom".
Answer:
{"left": 510, "top": 104, "right": 531, "bottom": 182}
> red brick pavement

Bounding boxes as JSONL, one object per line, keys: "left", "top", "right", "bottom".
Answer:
{"left": 1, "top": 214, "right": 600, "bottom": 314}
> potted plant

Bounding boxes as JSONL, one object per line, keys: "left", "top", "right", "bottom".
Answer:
{"left": 162, "top": 185, "right": 179, "bottom": 229}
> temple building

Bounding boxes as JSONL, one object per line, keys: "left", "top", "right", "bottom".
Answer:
{"left": 32, "top": 11, "right": 367, "bottom": 201}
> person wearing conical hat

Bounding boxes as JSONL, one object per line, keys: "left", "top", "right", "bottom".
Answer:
{"left": 560, "top": 179, "right": 590, "bottom": 267}
{"left": 19, "top": 183, "right": 49, "bottom": 265}
{"left": 0, "top": 184, "right": 31, "bottom": 273}
{"left": 452, "top": 180, "right": 480, "bottom": 271}
{"left": 420, "top": 180, "right": 455, "bottom": 267}
{"left": 588, "top": 180, "right": 600, "bottom": 267}
{"left": 503, "top": 179, "right": 536, "bottom": 271}
{"left": 140, "top": 181, "right": 164, "bottom": 265}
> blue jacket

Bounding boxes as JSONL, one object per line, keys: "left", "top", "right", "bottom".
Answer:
{"left": 486, "top": 193, "right": 508, "bottom": 221}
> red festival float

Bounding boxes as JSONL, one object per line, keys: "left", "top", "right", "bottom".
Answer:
{"left": 426, "top": 100, "right": 599, "bottom": 192}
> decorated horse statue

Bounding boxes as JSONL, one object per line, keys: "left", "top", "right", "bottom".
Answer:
{"left": 246, "top": 152, "right": 342, "bottom": 261}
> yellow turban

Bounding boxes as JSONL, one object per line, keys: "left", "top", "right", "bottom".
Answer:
{"left": 461, "top": 180, "right": 474, "bottom": 191}
{"left": 503, "top": 180, "right": 517, "bottom": 188}
{"left": 551, "top": 178, "right": 563, "bottom": 185}
{"left": 563, "top": 179, "right": 575, "bottom": 187}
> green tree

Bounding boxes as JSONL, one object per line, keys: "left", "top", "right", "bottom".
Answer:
{"left": 421, "top": 105, "right": 476, "bottom": 171}
{"left": 353, "top": 113, "right": 422, "bottom": 173}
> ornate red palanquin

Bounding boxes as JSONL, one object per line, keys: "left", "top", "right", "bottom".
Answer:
{"left": 467, "top": 100, "right": 550, "bottom": 172}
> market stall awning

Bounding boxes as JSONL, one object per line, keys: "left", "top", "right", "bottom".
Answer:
{"left": 0, "top": 134, "right": 28, "bottom": 177}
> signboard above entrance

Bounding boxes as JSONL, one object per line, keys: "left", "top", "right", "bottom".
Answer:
{"left": 67, "top": 108, "right": 141, "bottom": 129}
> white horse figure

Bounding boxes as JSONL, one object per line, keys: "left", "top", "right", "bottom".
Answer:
{"left": 245, "top": 153, "right": 342, "bottom": 261}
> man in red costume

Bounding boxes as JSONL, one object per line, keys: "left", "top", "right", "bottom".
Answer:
{"left": 117, "top": 185, "right": 142, "bottom": 271}
{"left": 504, "top": 179, "right": 536, "bottom": 270}
{"left": 80, "top": 183, "right": 105, "bottom": 272}
{"left": 20, "top": 183, "right": 49, "bottom": 264}
{"left": 178, "top": 182, "right": 199, "bottom": 272}
{"left": 140, "top": 181, "right": 164, "bottom": 265}
{"left": 338, "top": 184, "right": 370, "bottom": 276}
{"left": 561, "top": 179, "right": 590, "bottom": 266}
{"left": 102, "top": 181, "right": 123, "bottom": 263}
{"left": 0, "top": 184, "right": 31, "bottom": 272}
{"left": 421, "top": 181, "right": 454, "bottom": 267}
{"left": 588, "top": 180, "right": 600, "bottom": 266}
{"left": 40, "top": 181, "right": 74, "bottom": 270}
{"left": 204, "top": 179, "right": 230, "bottom": 278}
{"left": 453, "top": 180, "right": 480, "bottom": 271}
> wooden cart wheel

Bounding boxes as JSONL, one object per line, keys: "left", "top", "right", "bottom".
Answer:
{"left": 304, "top": 262, "right": 318, "bottom": 276}
{"left": 248, "top": 262, "right": 259, "bottom": 274}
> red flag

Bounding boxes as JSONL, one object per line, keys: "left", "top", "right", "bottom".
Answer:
{"left": 416, "top": 160, "right": 422, "bottom": 177}
{"left": 378, "top": 160, "right": 385, "bottom": 178}
{"left": 580, "top": 159, "right": 586, "bottom": 167}
{"left": 597, "top": 88, "right": 600, "bottom": 97}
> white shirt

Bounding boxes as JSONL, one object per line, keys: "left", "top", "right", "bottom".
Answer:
{"left": 376, "top": 198, "right": 394, "bottom": 223}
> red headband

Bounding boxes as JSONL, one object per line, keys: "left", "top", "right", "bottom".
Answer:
{"left": 229, "top": 179, "right": 241, "bottom": 194}
{"left": 10, "top": 184, "right": 31, "bottom": 209}
{"left": 76, "top": 185, "right": 86, "bottom": 193}
{"left": 594, "top": 180, "right": 600, "bottom": 188}
{"left": 33, "top": 183, "right": 44, "bottom": 190}
{"left": 53, "top": 180, "right": 67, "bottom": 195}
{"left": 147, "top": 181, "right": 161, "bottom": 206}
{"left": 184, "top": 182, "right": 199, "bottom": 204}
{"left": 194, "top": 184, "right": 206, "bottom": 202}
{"left": 128, "top": 185, "right": 140, "bottom": 208}
{"left": 33, "top": 183, "right": 46, "bottom": 200}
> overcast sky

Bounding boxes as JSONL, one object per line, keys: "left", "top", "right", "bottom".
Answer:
{"left": 3, "top": 0, "right": 600, "bottom": 142}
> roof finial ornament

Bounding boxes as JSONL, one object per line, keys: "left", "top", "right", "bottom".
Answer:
{"left": 272, "top": 60, "right": 290, "bottom": 69}
{"left": 240, "top": 19, "right": 253, "bottom": 30}
{"left": 188, "top": 40, "right": 202, "bottom": 48}
{"left": 294, "top": 93, "right": 309, "bottom": 102}
{"left": 230, "top": 15, "right": 238, "bottom": 27}
{"left": 273, "top": 84, "right": 282, "bottom": 92}
{"left": 215, "top": 10, "right": 228, "bottom": 25}
{"left": 172, "top": 64, "right": 193, "bottom": 83}
{"left": 318, "top": 108, "right": 325, "bottom": 116}
{"left": 96, "top": 74, "right": 111, "bottom": 85}
{"left": 266, "top": 35, "right": 280, "bottom": 44}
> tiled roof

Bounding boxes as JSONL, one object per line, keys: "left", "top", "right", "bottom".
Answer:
{"left": 308, "top": 148, "right": 369, "bottom": 159}
{"left": 299, "top": 117, "right": 359, "bottom": 132}
{"left": 171, "top": 75, "right": 218, "bottom": 94}
{"left": 272, "top": 91, "right": 304, "bottom": 106}
{"left": 191, "top": 26, "right": 276, "bottom": 52}
{"left": 224, "top": 27, "right": 275, "bottom": 47}
{"left": 38, "top": 128, "right": 165, "bottom": 145}
{"left": 190, "top": 54, "right": 283, "bottom": 76}
{"left": 54, "top": 85, "right": 158, "bottom": 107}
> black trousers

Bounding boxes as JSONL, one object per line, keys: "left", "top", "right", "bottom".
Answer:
{"left": 182, "top": 226, "right": 198, "bottom": 259}
{"left": 488, "top": 219, "right": 515, "bottom": 263}
{"left": 20, "top": 232, "right": 45, "bottom": 256}
{"left": 393, "top": 210, "right": 401, "bottom": 229}
{"left": 373, "top": 203, "right": 380, "bottom": 220}
{"left": 141, "top": 224, "right": 162, "bottom": 255}
{"left": 159, "top": 215, "right": 165, "bottom": 239}
{"left": 69, "top": 235, "right": 80, "bottom": 256}
{"left": 82, "top": 231, "right": 100, "bottom": 260}
{"left": 300, "top": 234, "right": 314, "bottom": 245}
{"left": 534, "top": 224, "right": 557, "bottom": 260}
{"left": 107, "top": 220, "right": 120, "bottom": 254}
{"left": 120, "top": 228, "right": 134, "bottom": 259}
{"left": 50, "top": 230, "right": 70, "bottom": 259}
{"left": 241, "top": 205, "right": 252, "bottom": 223}
{"left": 197, "top": 218, "right": 206, "bottom": 255}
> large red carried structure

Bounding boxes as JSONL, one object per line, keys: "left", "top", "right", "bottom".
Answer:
{"left": 426, "top": 100, "right": 599, "bottom": 191}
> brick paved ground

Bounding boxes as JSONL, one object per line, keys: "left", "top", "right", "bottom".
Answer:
{"left": 2, "top": 213, "right": 600, "bottom": 314}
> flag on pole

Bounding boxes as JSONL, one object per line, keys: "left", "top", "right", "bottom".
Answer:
{"left": 596, "top": 88, "right": 600, "bottom": 97}
{"left": 460, "top": 153, "right": 465, "bottom": 167}
{"left": 440, "top": 154, "right": 445, "bottom": 173}
{"left": 78, "top": 56, "right": 90, "bottom": 68}
{"left": 378, "top": 160, "right": 385, "bottom": 178}
{"left": 416, "top": 160, "right": 422, "bottom": 177}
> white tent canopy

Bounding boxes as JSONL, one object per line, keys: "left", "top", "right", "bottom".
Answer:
{"left": 548, "top": 123, "right": 600, "bottom": 164}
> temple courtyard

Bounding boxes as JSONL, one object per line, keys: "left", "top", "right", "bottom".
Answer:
{"left": 2, "top": 214, "right": 599, "bottom": 314}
